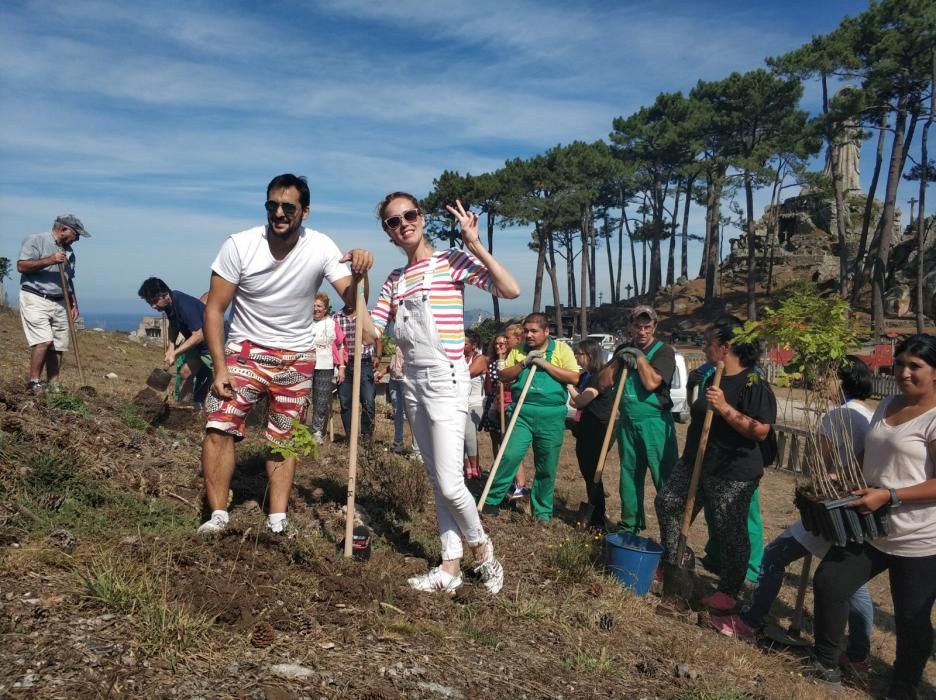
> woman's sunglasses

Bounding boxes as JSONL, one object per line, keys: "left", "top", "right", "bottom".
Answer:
{"left": 265, "top": 200, "right": 299, "bottom": 217}
{"left": 383, "top": 209, "right": 420, "bottom": 231}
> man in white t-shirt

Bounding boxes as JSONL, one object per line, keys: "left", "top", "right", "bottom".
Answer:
{"left": 198, "top": 173, "right": 377, "bottom": 537}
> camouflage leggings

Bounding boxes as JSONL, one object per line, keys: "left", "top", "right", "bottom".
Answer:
{"left": 655, "top": 460, "right": 759, "bottom": 598}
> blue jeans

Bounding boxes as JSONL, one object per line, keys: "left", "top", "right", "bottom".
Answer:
{"left": 388, "top": 378, "right": 405, "bottom": 445}
{"left": 742, "top": 529, "right": 873, "bottom": 661}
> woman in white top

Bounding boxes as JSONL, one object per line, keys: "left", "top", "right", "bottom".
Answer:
{"left": 307, "top": 292, "right": 346, "bottom": 441}
{"left": 812, "top": 334, "right": 936, "bottom": 697}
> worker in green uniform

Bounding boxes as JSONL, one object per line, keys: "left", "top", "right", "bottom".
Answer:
{"left": 483, "top": 312, "right": 581, "bottom": 521}
{"left": 598, "top": 305, "right": 678, "bottom": 534}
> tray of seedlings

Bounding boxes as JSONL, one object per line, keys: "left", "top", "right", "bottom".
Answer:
{"left": 792, "top": 374, "right": 889, "bottom": 547}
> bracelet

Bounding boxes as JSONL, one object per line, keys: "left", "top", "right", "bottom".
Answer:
{"left": 889, "top": 488, "right": 901, "bottom": 507}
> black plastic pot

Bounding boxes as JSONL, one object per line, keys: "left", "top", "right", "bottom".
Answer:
{"left": 795, "top": 488, "right": 890, "bottom": 547}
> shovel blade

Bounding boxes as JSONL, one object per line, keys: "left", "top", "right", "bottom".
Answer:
{"left": 146, "top": 368, "right": 172, "bottom": 391}
{"left": 576, "top": 501, "right": 595, "bottom": 527}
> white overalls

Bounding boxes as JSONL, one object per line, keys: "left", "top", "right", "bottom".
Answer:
{"left": 394, "top": 254, "right": 488, "bottom": 560}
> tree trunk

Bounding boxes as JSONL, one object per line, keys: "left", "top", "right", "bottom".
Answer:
{"left": 547, "top": 232, "right": 564, "bottom": 336}
{"left": 681, "top": 176, "right": 693, "bottom": 281}
{"left": 704, "top": 170, "right": 725, "bottom": 307}
{"left": 616, "top": 199, "right": 624, "bottom": 302}
{"left": 486, "top": 211, "right": 500, "bottom": 323}
{"left": 623, "top": 210, "right": 638, "bottom": 301}
{"left": 872, "top": 97, "right": 911, "bottom": 337}
{"left": 532, "top": 224, "right": 546, "bottom": 313}
{"left": 604, "top": 213, "right": 615, "bottom": 305}
{"left": 820, "top": 72, "right": 851, "bottom": 298}
{"left": 744, "top": 170, "right": 758, "bottom": 320}
{"left": 917, "top": 49, "right": 935, "bottom": 334}
{"left": 850, "top": 113, "right": 888, "bottom": 305}
{"left": 580, "top": 205, "right": 589, "bottom": 337}
{"left": 588, "top": 211, "right": 597, "bottom": 308}
{"left": 666, "top": 181, "right": 681, "bottom": 288}
{"left": 566, "top": 231, "right": 576, "bottom": 309}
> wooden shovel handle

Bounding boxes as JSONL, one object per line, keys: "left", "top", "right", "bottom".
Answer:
{"left": 58, "top": 262, "right": 84, "bottom": 385}
{"left": 593, "top": 368, "right": 628, "bottom": 484}
{"left": 678, "top": 361, "right": 725, "bottom": 540}
{"left": 343, "top": 280, "right": 366, "bottom": 558}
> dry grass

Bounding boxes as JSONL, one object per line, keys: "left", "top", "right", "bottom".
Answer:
{"left": 0, "top": 307, "right": 930, "bottom": 698}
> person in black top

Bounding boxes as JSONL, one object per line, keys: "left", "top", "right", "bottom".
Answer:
{"left": 655, "top": 316, "right": 777, "bottom": 612}
{"left": 568, "top": 338, "right": 616, "bottom": 529}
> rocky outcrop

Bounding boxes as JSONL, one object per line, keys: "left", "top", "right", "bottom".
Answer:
{"left": 886, "top": 215, "right": 936, "bottom": 319}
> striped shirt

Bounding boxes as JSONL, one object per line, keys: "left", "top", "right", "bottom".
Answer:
{"left": 372, "top": 248, "right": 494, "bottom": 362}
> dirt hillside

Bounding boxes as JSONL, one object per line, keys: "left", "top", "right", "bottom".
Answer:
{"left": 0, "top": 307, "right": 932, "bottom": 699}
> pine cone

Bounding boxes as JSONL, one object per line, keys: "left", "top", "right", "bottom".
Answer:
{"left": 588, "top": 581, "right": 603, "bottom": 597}
{"left": 360, "top": 687, "right": 402, "bottom": 700}
{"left": 597, "top": 611, "right": 614, "bottom": 631}
{"left": 294, "top": 613, "right": 316, "bottom": 636}
{"left": 251, "top": 621, "right": 274, "bottom": 648}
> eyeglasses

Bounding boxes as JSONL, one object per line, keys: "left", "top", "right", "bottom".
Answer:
{"left": 383, "top": 209, "right": 420, "bottom": 231}
{"left": 265, "top": 200, "right": 299, "bottom": 217}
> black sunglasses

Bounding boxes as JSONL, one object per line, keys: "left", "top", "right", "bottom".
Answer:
{"left": 383, "top": 208, "right": 420, "bottom": 231}
{"left": 265, "top": 200, "right": 299, "bottom": 217}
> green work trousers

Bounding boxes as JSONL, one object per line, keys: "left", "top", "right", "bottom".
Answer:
{"left": 616, "top": 412, "right": 678, "bottom": 534}
{"left": 484, "top": 403, "right": 567, "bottom": 521}
{"left": 703, "top": 487, "right": 764, "bottom": 582}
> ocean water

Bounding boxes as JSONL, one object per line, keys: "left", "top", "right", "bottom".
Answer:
{"left": 80, "top": 311, "right": 153, "bottom": 332}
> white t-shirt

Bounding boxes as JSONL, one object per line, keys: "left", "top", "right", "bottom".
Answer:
{"left": 310, "top": 317, "right": 338, "bottom": 370}
{"left": 791, "top": 399, "right": 873, "bottom": 555}
{"left": 863, "top": 397, "right": 936, "bottom": 557}
{"left": 211, "top": 226, "right": 350, "bottom": 350}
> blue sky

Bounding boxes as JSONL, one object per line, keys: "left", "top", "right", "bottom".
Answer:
{"left": 0, "top": 0, "right": 923, "bottom": 318}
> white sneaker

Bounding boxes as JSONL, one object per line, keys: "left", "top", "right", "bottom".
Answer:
{"left": 267, "top": 518, "right": 298, "bottom": 538}
{"left": 474, "top": 543, "right": 504, "bottom": 595}
{"left": 407, "top": 567, "right": 463, "bottom": 594}
{"left": 196, "top": 513, "right": 228, "bottom": 536}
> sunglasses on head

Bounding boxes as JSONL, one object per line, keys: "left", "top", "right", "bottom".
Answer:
{"left": 383, "top": 208, "right": 420, "bottom": 231}
{"left": 265, "top": 200, "right": 299, "bottom": 217}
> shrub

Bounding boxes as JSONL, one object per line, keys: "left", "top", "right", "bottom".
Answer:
{"left": 546, "top": 528, "right": 602, "bottom": 584}
{"left": 358, "top": 450, "right": 429, "bottom": 518}
{"left": 44, "top": 390, "right": 88, "bottom": 415}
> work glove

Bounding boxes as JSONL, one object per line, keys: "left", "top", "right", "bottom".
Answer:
{"left": 531, "top": 356, "right": 547, "bottom": 369}
{"left": 614, "top": 346, "right": 643, "bottom": 370}
{"left": 522, "top": 350, "right": 544, "bottom": 368}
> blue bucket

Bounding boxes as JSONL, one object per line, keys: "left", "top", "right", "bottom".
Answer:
{"left": 605, "top": 532, "right": 664, "bottom": 596}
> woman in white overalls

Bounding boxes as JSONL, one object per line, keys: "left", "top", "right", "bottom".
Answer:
{"left": 368, "top": 192, "right": 520, "bottom": 594}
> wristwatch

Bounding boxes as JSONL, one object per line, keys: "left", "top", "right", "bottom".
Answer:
{"left": 888, "top": 488, "right": 901, "bottom": 507}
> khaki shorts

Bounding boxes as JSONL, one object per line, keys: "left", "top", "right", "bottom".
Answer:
{"left": 19, "top": 290, "right": 69, "bottom": 351}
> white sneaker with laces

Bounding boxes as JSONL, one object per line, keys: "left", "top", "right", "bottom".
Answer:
{"left": 407, "top": 566, "right": 463, "bottom": 594}
{"left": 474, "top": 542, "right": 505, "bottom": 595}
{"left": 197, "top": 512, "right": 228, "bottom": 536}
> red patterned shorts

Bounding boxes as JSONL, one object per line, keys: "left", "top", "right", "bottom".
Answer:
{"left": 205, "top": 340, "right": 315, "bottom": 447}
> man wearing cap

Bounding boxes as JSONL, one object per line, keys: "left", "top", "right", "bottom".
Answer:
{"left": 597, "top": 305, "right": 679, "bottom": 534}
{"left": 16, "top": 215, "right": 90, "bottom": 393}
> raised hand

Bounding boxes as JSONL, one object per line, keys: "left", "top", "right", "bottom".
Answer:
{"left": 339, "top": 248, "right": 374, "bottom": 277}
{"left": 444, "top": 199, "right": 480, "bottom": 247}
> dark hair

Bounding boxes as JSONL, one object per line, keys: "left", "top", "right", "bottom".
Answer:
{"left": 464, "top": 329, "right": 482, "bottom": 352}
{"left": 137, "top": 277, "right": 169, "bottom": 303}
{"left": 523, "top": 312, "right": 548, "bottom": 329}
{"left": 377, "top": 191, "right": 421, "bottom": 225}
{"left": 894, "top": 334, "right": 936, "bottom": 370}
{"left": 574, "top": 338, "right": 603, "bottom": 373}
{"left": 838, "top": 355, "right": 872, "bottom": 400}
{"left": 710, "top": 315, "right": 762, "bottom": 368}
{"left": 267, "top": 174, "right": 310, "bottom": 208}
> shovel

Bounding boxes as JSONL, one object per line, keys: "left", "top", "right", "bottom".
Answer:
{"left": 57, "top": 261, "right": 88, "bottom": 388}
{"left": 576, "top": 368, "right": 628, "bottom": 527}
{"left": 662, "top": 361, "right": 724, "bottom": 601}
{"left": 343, "top": 280, "right": 370, "bottom": 558}
{"left": 477, "top": 365, "right": 538, "bottom": 512}
{"left": 764, "top": 553, "right": 813, "bottom": 647}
